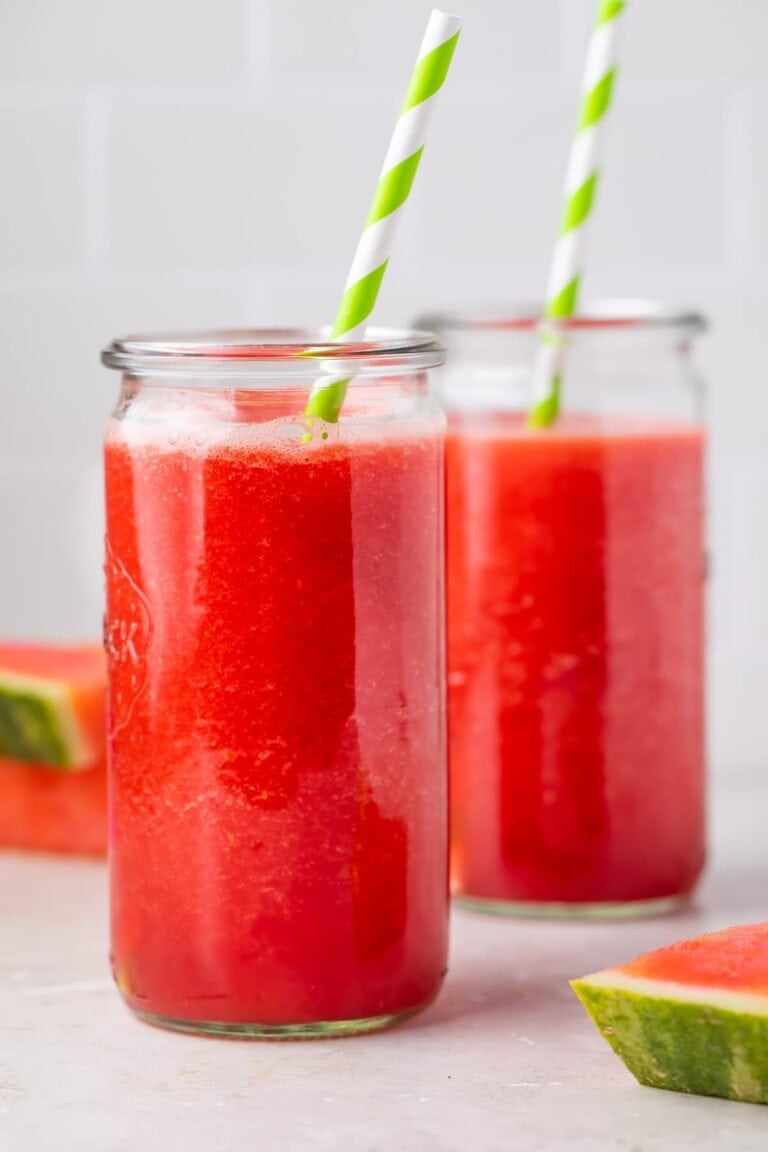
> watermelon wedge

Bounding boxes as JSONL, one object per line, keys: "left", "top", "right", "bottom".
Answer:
{"left": 0, "top": 645, "right": 107, "bottom": 855}
{"left": 0, "top": 645, "right": 105, "bottom": 770}
{"left": 0, "top": 754, "right": 107, "bottom": 855}
{"left": 573, "top": 923, "right": 768, "bottom": 1105}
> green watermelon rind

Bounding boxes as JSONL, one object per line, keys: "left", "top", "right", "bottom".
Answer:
{"left": 572, "top": 972, "right": 768, "bottom": 1105}
{"left": 0, "top": 672, "right": 84, "bottom": 771}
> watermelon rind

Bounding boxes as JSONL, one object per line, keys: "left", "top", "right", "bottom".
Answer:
{"left": 0, "top": 672, "right": 85, "bottom": 771}
{"left": 572, "top": 970, "right": 768, "bottom": 1105}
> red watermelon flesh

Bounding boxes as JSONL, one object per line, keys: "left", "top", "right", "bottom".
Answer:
{"left": 617, "top": 922, "right": 768, "bottom": 995}
{"left": 573, "top": 922, "right": 768, "bottom": 1104}
{"left": 0, "top": 755, "right": 107, "bottom": 854}
{"left": 0, "top": 645, "right": 107, "bottom": 855}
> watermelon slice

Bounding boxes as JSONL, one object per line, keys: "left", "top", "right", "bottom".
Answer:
{"left": 0, "top": 754, "right": 107, "bottom": 855}
{"left": 0, "top": 645, "right": 105, "bottom": 770}
{"left": 0, "top": 645, "right": 107, "bottom": 856}
{"left": 573, "top": 923, "right": 768, "bottom": 1105}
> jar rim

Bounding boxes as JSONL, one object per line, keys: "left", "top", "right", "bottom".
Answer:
{"left": 417, "top": 298, "right": 708, "bottom": 336}
{"left": 101, "top": 326, "right": 446, "bottom": 379}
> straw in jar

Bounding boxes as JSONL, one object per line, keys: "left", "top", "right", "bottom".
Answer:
{"left": 304, "top": 9, "right": 462, "bottom": 430}
{"left": 529, "top": 0, "right": 626, "bottom": 428}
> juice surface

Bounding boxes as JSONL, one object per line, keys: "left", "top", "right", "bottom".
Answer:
{"left": 105, "top": 411, "right": 447, "bottom": 1026}
{"left": 447, "top": 413, "right": 705, "bottom": 905}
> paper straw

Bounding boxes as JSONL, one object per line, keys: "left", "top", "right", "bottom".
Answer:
{"left": 304, "top": 9, "right": 462, "bottom": 428}
{"left": 528, "top": 0, "right": 626, "bottom": 428}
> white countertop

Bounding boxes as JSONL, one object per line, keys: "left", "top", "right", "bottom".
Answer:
{"left": 3, "top": 772, "right": 768, "bottom": 1152}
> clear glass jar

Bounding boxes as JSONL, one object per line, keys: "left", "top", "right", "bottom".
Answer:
{"left": 101, "top": 328, "right": 448, "bottom": 1035}
{"left": 420, "top": 301, "right": 707, "bottom": 917}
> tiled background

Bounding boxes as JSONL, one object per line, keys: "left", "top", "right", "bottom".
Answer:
{"left": 1, "top": 0, "right": 767, "bottom": 770}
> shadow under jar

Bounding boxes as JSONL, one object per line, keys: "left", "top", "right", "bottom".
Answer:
{"left": 421, "top": 301, "right": 707, "bottom": 918}
{"left": 101, "top": 329, "right": 448, "bottom": 1036}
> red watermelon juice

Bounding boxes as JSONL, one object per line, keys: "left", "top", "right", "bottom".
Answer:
{"left": 103, "top": 336, "right": 447, "bottom": 1036}
{"left": 447, "top": 412, "right": 705, "bottom": 911}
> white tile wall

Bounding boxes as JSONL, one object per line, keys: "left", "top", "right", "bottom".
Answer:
{"left": 611, "top": 0, "right": 768, "bottom": 85}
{"left": 270, "top": 0, "right": 563, "bottom": 85}
{"left": 0, "top": 104, "right": 85, "bottom": 269}
{"left": 415, "top": 92, "right": 574, "bottom": 271}
{"left": 0, "top": 0, "right": 766, "bottom": 771}
{"left": 592, "top": 94, "right": 730, "bottom": 268}
{"left": 1, "top": 0, "right": 249, "bottom": 85}
{"left": 745, "top": 96, "right": 768, "bottom": 266}
{"left": 110, "top": 94, "right": 400, "bottom": 271}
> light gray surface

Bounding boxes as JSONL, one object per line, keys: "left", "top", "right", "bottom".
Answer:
{"left": 2, "top": 773, "right": 768, "bottom": 1152}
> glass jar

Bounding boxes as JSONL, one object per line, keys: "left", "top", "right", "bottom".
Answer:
{"left": 101, "top": 328, "right": 448, "bottom": 1035}
{"left": 421, "top": 301, "right": 707, "bottom": 917}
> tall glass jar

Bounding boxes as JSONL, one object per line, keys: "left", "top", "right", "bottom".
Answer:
{"left": 421, "top": 301, "right": 707, "bottom": 917}
{"left": 101, "top": 329, "right": 448, "bottom": 1035}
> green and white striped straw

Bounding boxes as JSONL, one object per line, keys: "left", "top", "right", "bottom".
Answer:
{"left": 529, "top": 0, "right": 626, "bottom": 428}
{"left": 304, "top": 9, "right": 461, "bottom": 428}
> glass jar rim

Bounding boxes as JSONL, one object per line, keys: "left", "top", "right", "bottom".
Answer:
{"left": 417, "top": 298, "right": 708, "bottom": 337}
{"left": 101, "top": 326, "right": 446, "bottom": 380}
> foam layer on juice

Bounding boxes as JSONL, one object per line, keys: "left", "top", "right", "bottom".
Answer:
{"left": 109, "top": 385, "right": 441, "bottom": 454}
{"left": 449, "top": 410, "right": 703, "bottom": 441}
